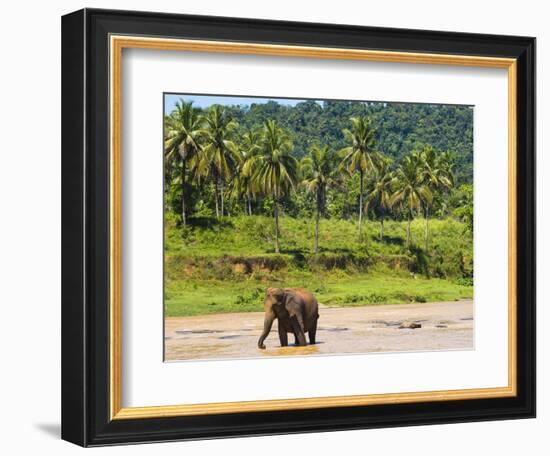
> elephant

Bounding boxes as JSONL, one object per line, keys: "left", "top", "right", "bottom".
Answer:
{"left": 257, "top": 287, "right": 319, "bottom": 349}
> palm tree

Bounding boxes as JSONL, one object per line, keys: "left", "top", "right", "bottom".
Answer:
{"left": 227, "top": 168, "right": 250, "bottom": 215}
{"left": 339, "top": 116, "right": 379, "bottom": 240}
{"left": 364, "top": 155, "right": 393, "bottom": 241}
{"left": 390, "top": 152, "right": 433, "bottom": 248}
{"left": 250, "top": 120, "right": 299, "bottom": 253}
{"left": 239, "top": 129, "right": 262, "bottom": 215}
{"left": 199, "top": 105, "right": 241, "bottom": 217}
{"left": 164, "top": 100, "right": 202, "bottom": 226}
{"left": 301, "top": 144, "right": 340, "bottom": 254}
{"left": 418, "top": 146, "right": 455, "bottom": 251}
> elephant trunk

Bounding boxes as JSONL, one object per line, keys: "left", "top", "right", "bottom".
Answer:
{"left": 258, "top": 310, "right": 275, "bottom": 349}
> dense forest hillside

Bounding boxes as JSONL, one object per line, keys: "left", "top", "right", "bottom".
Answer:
{"left": 220, "top": 100, "right": 473, "bottom": 183}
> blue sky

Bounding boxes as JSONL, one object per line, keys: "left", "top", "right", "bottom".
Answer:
{"left": 163, "top": 93, "right": 472, "bottom": 115}
{"left": 164, "top": 93, "right": 319, "bottom": 114}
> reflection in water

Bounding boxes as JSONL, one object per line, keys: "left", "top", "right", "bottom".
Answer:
{"left": 261, "top": 344, "right": 321, "bottom": 357}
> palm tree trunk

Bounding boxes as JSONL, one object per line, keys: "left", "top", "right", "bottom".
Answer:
{"left": 214, "top": 180, "right": 219, "bottom": 218}
{"left": 406, "top": 213, "right": 412, "bottom": 248}
{"left": 181, "top": 164, "right": 187, "bottom": 226}
{"left": 424, "top": 207, "right": 429, "bottom": 252}
{"left": 274, "top": 197, "right": 280, "bottom": 254}
{"left": 248, "top": 193, "right": 252, "bottom": 216}
{"left": 380, "top": 218, "right": 384, "bottom": 241}
{"left": 314, "top": 190, "right": 320, "bottom": 254}
{"left": 246, "top": 189, "right": 252, "bottom": 216}
{"left": 219, "top": 177, "right": 224, "bottom": 217}
{"left": 358, "top": 169, "right": 364, "bottom": 240}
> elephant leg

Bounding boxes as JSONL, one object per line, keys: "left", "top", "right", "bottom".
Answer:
{"left": 278, "top": 322, "right": 288, "bottom": 347}
{"left": 308, "top": 319, "right": 318, "bottom": 345}
{"left": 291, "top": 316, "right": 307, "bottom": 346}
{"left": 258, "top": 310, "right": 276, "bottom": 349}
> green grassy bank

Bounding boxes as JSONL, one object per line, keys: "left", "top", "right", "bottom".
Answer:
{"left": 165, "top": 214, "right": 473, "bottom": 317}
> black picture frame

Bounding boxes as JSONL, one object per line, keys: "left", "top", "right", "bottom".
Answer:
{"left": 62, "top": 8, "right": 536, "bottom": 447}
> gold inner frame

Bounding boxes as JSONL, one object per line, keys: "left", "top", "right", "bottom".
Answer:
{"left": 109, "top": 35, "right": 518, "bottom": 420}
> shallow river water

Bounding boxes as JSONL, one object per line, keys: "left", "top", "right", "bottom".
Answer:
{"left": 164, "top": 300, "right": 474, "bottom": 361}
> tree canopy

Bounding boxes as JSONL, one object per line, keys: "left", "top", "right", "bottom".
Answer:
{"left": 221, "top": 99, "right": 473, "bottom": 184}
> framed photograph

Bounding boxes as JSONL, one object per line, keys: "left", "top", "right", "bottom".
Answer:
{"left": 61, "top": 8, "right": 535, "bottom": 446}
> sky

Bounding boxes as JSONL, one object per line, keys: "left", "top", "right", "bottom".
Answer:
{"left": 164, "top": 93, "right": 319, "bottom": 114}
{"left": 163, "top": 93, "right": 472, "bottom": 115}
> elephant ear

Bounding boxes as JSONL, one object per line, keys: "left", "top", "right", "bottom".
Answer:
{"left": 282, "top": 292, "right": 298, "bottom": 311}
{"left": 267, "top": 287, "right": 285, "bottom": 301}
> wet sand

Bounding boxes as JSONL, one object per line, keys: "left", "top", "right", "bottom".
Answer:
{"left": 164, "top": 300, "right": 473, "bottom": 361}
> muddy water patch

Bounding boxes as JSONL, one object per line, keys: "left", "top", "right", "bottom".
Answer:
{"left": 175, "top": 329, "right": 222, "bottom": 335}
{"left": 262, "top": 345, "right": 321, "bottom": 357}
{"left": 382, "top": 321, "right": 403, "bottom": 327}
{"left": 365, "top": 319, "right": 403, "bottom": 328}
{"left": 167, "top": 343, "right": 226, "bottom": 359}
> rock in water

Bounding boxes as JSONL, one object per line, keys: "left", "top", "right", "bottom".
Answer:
{"left": 398, "top": 322, "right": 422, "bottom": 329}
